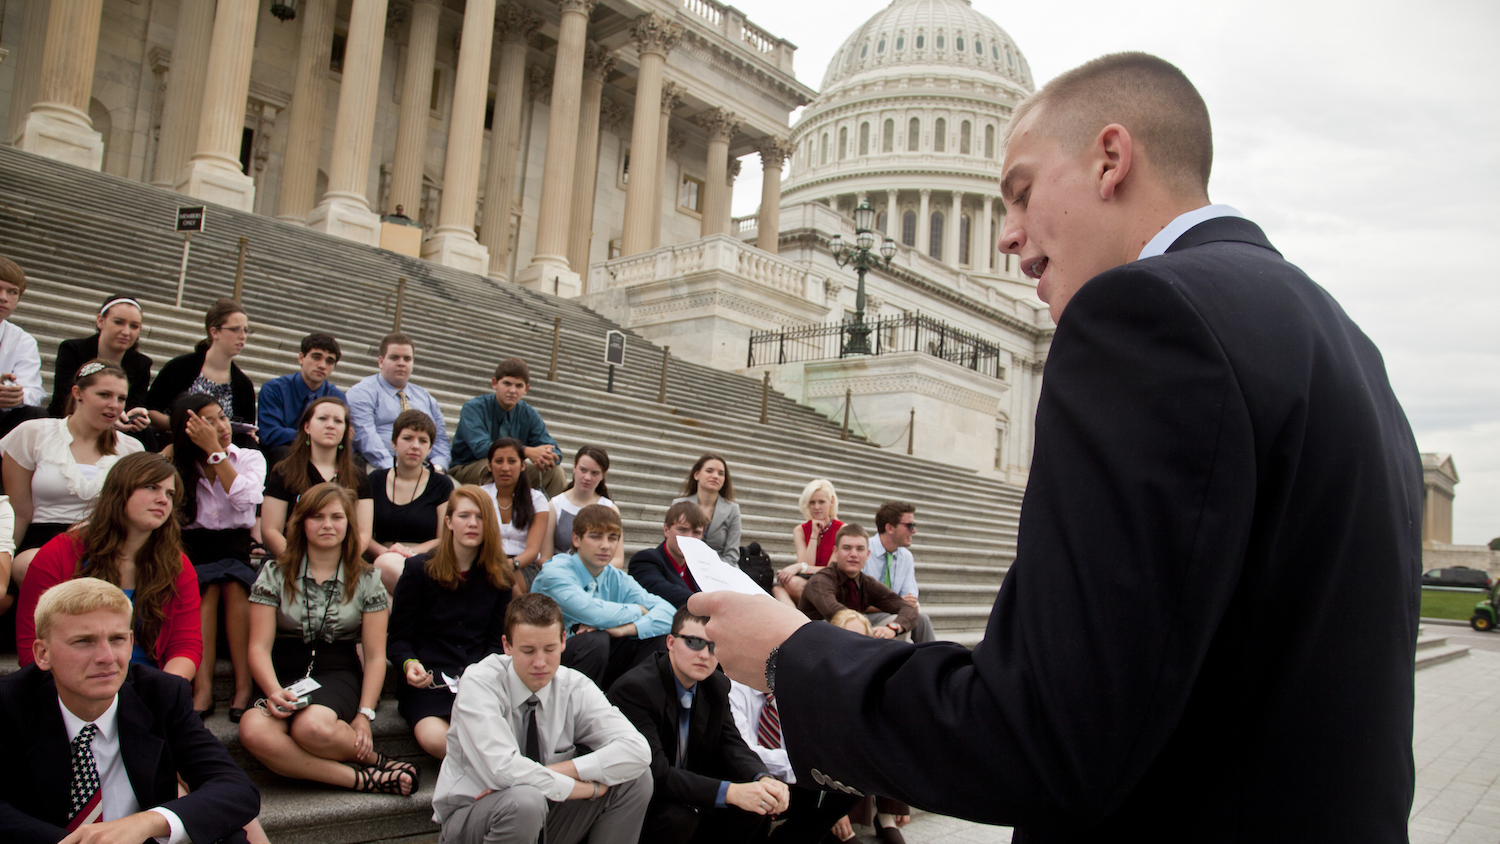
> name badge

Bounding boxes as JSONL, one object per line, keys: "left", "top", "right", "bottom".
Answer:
{"left": 285, "top": 677, "right": 323, "bottom": 697}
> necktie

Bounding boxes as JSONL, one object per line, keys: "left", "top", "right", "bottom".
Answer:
{"left": 843, "top": 577, "right": 862, "bottom": 613}
{"left": 757, "top": 693, "right": 783, "bottom": 750}
{"left": 396, "top": 390, "right": 411, "bottom": 412}
{"left": 523, "top": 695, "right": 542, "bottom": 764}
{"left": 677, "top": 690, "right": 693, "bottom": 768}
{"left": 883, "top": 552, "right": 895, "bottom": 588}
{"left": 67, "top": 723, "right": 104, "bottom": 831}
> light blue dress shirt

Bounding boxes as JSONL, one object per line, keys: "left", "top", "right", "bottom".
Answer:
{"left": 345, "top": 373, "right": 451, "bottom": 470}
{"left": 531, "top": 552, "right": 676, "bottom": 639}
{"left": 1136, "top": 204, "right": 1244, "bottom": 261}
{"left": 863, "top": 533, "right": 919, "bottom": 598}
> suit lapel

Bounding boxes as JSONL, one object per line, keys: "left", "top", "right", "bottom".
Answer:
{"left": 26, "top": 675, "right": 73, "bottom": 827}
{"left": 116, "top": 679, "right": 165, "bottom": 809}
{"left": 1166, "top": 216, "right": 1280, "bottom": 256}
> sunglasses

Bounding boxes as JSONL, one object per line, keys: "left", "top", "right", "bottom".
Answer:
{"left": 678, "top": 635, "right": 716, "bottom": 655}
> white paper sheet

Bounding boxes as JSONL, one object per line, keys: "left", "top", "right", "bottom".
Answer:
{"left": 678, "top": 536, "right": 767, "bottom": 596}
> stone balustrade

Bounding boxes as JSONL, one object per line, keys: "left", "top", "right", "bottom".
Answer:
{"left": 591, "top": 234, "right": 826, "bottom": 302}
{"left": 677, "top": 0, "right": 796, "bottom": 72}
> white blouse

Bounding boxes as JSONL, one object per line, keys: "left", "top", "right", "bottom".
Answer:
{"left": 0, "top": 418, "right": 144, "bottom": 524}
{"left": 481, "top": 483, "right": 550, "bottom": 557}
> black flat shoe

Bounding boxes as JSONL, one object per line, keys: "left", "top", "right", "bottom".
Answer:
{"left": 195, "top": 704, "right": 216, "bottom": 721}
{"left": 228, "top": 707, "right": 246, "bottom": 724}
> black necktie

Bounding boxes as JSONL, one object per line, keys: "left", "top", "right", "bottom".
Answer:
{"left": 523, "top": 695, "right": 542, "bottom": 764}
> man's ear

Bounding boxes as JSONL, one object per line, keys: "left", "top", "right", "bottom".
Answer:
{"left": 502, "top": 635, "right": 513, "bottom": 655}
{"left": 33, "top": 639, "right": 51, "bottom": 671}
{"left": 1096, "top": 123, "right": 1134, "bottom": 201}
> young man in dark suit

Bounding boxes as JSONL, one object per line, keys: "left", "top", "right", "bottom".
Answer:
{"left": 607, "top": 607, "right": 789, "bottom": 844}
{"left": 0, "top": 577, "right": 260, "bottom": 843}
{"left": 691, "top": 52, "right": 1422, "bottom": 843}
{"left": 627, "top": 501, "right": 710, "bottom": 609}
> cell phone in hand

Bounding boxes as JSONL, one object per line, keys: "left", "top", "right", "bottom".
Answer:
{"left": 230, "top": 422, "right": 258, "bottom": 435}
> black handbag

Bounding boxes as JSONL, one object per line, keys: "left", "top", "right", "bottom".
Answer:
{"left": 738, "top": 542, "right": 777, "bottom": 595}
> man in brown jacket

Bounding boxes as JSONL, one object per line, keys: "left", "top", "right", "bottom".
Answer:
{"left": 798, "top": 524, "right": 927, "bottom": 640}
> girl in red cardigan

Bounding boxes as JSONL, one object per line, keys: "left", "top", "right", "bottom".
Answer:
{"left": 16, "top": 451, "right": 201, "bottom": 681}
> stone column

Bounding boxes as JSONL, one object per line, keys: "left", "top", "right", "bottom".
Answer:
{"left": 697, "top": 108, "right": 741, "bottom": 237}
{"left": 174, "top": 0, "right": 260, "bottom": 210}
{"left": 649, "top": 85, "right": 682, "bottom": 248}
{"left": 565, "top": 43, "right": 616, "bottom": 279}
{"left": 275, "top": 0, "right": 337, "bottom": 221}
{"left": 756, "top": 135, "right": 790, "bottom": 254}
{"left": 16, "top": 0, "right": 105, "bottom": 169}
{"left": 948, "top": 191, "right": 963, "bottom": 267}
{"left": 619, "top": 13, "right": 681, "bottom": 256}
{"left": 979, "top": 194, "right": 993, "bottom": 272}
{"left": 918, "top": 189, "right": 931, "bottom": 256}
{"left": 385, "top": 0, "right": 441, "bottom": 221}
{"left": 6, "top": 0, "right": 49, "bottom": 145}
{"left": 480, "top": 5, "right": 541, "bottom": 280}
{"left": 151, "top": 0, "right": 215, "bottom": 185}
{"left": 724, "top": 157, "right": 739, "bottom": 228}
{"left": 423, "top": 0, "right": 499, "bottom": 272}
{"left": 516, "top": 0, "right": 597, "bottom": 296}
{"left": 885, "top": 189, "right": 898, "bottom": 236}
{"left": 307, "top": 0, "right": 390, "bottom": 245}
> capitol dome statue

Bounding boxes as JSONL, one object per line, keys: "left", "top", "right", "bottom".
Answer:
{"left": 782, "top": 0, "right": 1036, "bottom": 277}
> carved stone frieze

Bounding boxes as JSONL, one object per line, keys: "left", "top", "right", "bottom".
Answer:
{"left": 695, "top": 107, "right": 742, "bottom": 143}
{"left": 582, "top": 42, "right": 617, "bottom": 81}
{"left": 631, "top": 12, "right": 683, "bottom": 57}
{"left": 495, "top": 4, "right": 542, "bottom": 44}
{"left": 555, "top": 0, "right": 598, "bottom": 17}
{"left": 807, "top": 373, "right": 998, "bottom": 415}
{"left": 756, "top": 135, "right": 794, "bottom": 168}
{"left": 660, "top": 82, "right": 684, "bottom": 114}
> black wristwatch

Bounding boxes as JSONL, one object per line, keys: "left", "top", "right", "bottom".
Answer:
{"left": 765, "top": 645, "right": 780, "bottom": 694}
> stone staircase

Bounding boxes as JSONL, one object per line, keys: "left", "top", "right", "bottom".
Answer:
{"left": 1414, "top": 625, "right": 1471, "bottom": 670}
{"left": 0, "top": 146, "right": 1020, "bottom": 842}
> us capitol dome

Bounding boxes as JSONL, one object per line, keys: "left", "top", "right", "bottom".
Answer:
{"left": 781, "top": 0, "right": 1035, "bottom": 274}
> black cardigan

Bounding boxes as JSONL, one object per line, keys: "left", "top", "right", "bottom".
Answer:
{"left": 146, "top": 347, "right": 256, "bottom": 424}
{"left": 386, "top": 553, "right": 514, "bottom": 675}
{"left": 48, "top": 335, "right": 153, "bottom": 416}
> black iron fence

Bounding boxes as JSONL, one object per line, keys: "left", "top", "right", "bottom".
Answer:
{"left": 748, "top": 314, "right": 1007, "bottom": 379}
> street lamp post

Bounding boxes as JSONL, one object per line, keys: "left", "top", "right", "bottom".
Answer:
{"left": 831, "top": 199, "right": 897, "bottom": 356}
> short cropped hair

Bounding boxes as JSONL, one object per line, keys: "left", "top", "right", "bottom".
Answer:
{"left": 671, "top": 605, "right": 710, "bottom": 636}
{"left": 1007, "top": 52, "right": 1212, "bottom": 197}
{"left": 572, "top": 503, "right": 622, "bottom": 538}
{"left": 798, "top": 478, "right": 839, "bottom": 521}
{"left": 300, "top": 332, "right": 342, "bottom": 360}
{"left": 379, "top": 332, "right": 414, "bottom": 356}
{"left": 493, "top": 357, "right": 531, "bottom": 384}
{"left": 390, "top": 409, "right": 437, "bottom": 443}
{"left": 834, "top": 522, "right": 869, "bottom": 545}
{"left": 875, "top": 501, "right": 915, "bottom": 535}
{"left": 35, "top": 577, "right": 132, "bottom": 641}
{"left": 664, "top": 500, "right": 709, "bottom": 531}
{"left": 0, "top": 254, "right": 27, "bottom": 292}
{"left": 505, "top": 592, "right": 565, "bottom": 639}
{"left": 829, "top": 608, "right": 872, "bottom": 635}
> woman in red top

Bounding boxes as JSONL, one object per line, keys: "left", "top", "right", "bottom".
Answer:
{"left": 16, "top": 451, "right": 201, "bottom": 680}
{"left": 774, "top": 478, "right": 843, "bottom": 607}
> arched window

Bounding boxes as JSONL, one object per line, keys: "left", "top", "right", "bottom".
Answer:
{"left": 882, "top": 119, "right": 894, "bottom": 152}
{"left": 929, "top": 212, "right": 945, "bottom": 260}
{"left": 877, "top": 211, "right": 888, "bottom": 233}
{"left": 859, "top": 122, "right": 870, "bottom": 155}
{"left": 877, "top": 38, "right": 886, "bottom": 53}
{"left": 820, "top": 133, "right": 829, "bottom": 165}
{"left": 902, "top": 211, "right": 917, "bottom": 246}
{"left": 960, "top": 120, "right": 971, "bottom": 155}
{"left": 975, "top": 38, "right": 983, "bottom": 55}
{"left": 916, "top": 34, "right": 925, "bottom": 49}
{"left": 985, "top": 124, "right": 995, "bottom": 159}
{"left": 896, "top": 35, "right": 905, "bottom": 50}
{"left": 860, "top": 43, "right": 868, "bottom": 58}
{"left": 993, "top": 45, "right": 1000, "bottom": 60}
{"left": 960, "top": 213, "right": 972, "bottom": 265}
{"left": 936, "top": 34, "right": 945, "bottom": 49}
{"left": 839, "top": 127, "right": 848, "bottom": 160}
{"left": 956, "top": 36, "right": 965, "bottom": 52}
{"left": 934, "top": 118, "right": 946, "bottom": 152}
{"left": 908, "top": 117, "right": 920, "bottom": 150}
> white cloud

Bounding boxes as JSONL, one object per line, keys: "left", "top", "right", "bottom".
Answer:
{"left": 729, "top": 0, "right": 1500, "bottom": 542}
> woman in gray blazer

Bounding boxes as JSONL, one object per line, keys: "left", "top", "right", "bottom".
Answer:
{"left": 671, "top": 453, "right": 742, "bottom": 566}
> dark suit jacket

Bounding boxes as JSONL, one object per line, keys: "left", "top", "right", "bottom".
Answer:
{"left": 48, "top": 335, "right": 153, "bottom": 416}
{"left": 0, "top": 663, "right": 260, "bottom": 843}
{"left": 146, "top": 348, "right": 256, "bottom": 423}
{"left": 774, "top": 218, "right": 1423, "bottom": 842}
{"left": 629, "top": 543, "right": 698, "bottom": 609}
{"left": 608, "top": 652, "right": 764, "bottom": 809}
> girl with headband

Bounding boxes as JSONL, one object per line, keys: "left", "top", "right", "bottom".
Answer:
{"left": 48, "top": 292, "right": 153, "bottom": 444}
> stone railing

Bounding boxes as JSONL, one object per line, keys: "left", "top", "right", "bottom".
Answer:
{"left": 677, "top": 0, "right": 795, "bottom": 72}
{"left": 731, "top": 215, "right": 758, "bottom": 237}
{"left": 590, "top": 234, "right": 826, "bottom": 301}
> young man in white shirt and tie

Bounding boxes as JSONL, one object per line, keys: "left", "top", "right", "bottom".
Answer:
{"left": 863, "top": 502, "right": 937, "bottom": 643}
{"left": 432, "top": 592, "right": 654, "bottom": 844}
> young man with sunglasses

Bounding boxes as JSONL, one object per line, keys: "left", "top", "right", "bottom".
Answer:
{"left": 862, "top": 502, "right": 936, "bottom": 643}
{"left": 608, "top": 607, "right": 789, "bottom": 844}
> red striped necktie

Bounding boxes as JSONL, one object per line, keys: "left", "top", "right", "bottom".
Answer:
{"left": 757, "top": 693, "right": 783, "bottom": 750}
{"left": 67, "top": 723, "right": 104, "bottom": 831}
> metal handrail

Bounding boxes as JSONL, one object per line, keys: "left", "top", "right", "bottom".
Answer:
{"left": 748, "top": 313, "right": 1008, "bottom": 379}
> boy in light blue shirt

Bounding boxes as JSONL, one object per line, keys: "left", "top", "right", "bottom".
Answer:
{"left": 533, "top": 503, "right": 674, "bottom": 688}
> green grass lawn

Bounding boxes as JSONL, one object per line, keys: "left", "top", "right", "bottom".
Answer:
{"left": 1421, "top": 588, "right": 1488, "bottom": 621}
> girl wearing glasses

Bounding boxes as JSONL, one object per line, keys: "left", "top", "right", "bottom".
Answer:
{"left": 146, "top": 298, "right": 257, "bottom": 445}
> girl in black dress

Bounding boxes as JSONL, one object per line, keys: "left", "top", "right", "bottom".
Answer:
{"left": 368, "top": 409, "right": 454, "bottom": 594}
{"left": 387, "top": 484, "right": 522, "bottom": 758}
{"left": 261, "top": 397, "right": 372, "bottom": 557}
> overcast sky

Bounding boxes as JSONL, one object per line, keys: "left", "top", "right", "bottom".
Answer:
{"left": 730, "top": 0, "right": 1500, "bottom": 546}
